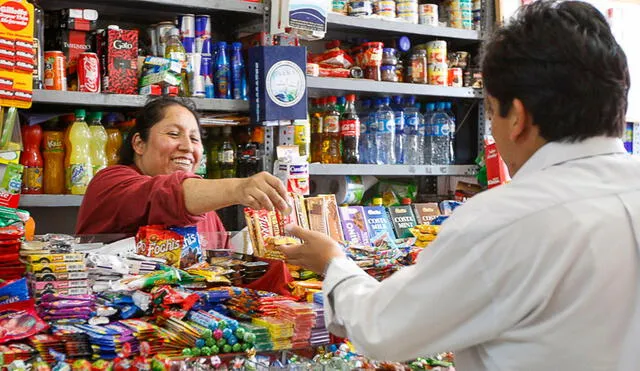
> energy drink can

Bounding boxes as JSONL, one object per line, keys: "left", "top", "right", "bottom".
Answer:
{"left": 177, "top": 14, "right": 195, "bottom": 53}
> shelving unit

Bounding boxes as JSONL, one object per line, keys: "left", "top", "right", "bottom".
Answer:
{"left": 307, "top": 77, "right": 483, "bottom": 99}
{"left": 48, "top": 0, "right": 264, "bottom": 15}
{"left": 19, "top": 195, "right": 84, "bottom": 208}
{"left": 327, "top": 13, "right": 482, "bottom": 41}
{"left": 309, "top": 164, "right": 479, "bottom": 176}
{"left": 32, "top": 90, "right": 250, "bottom": 112}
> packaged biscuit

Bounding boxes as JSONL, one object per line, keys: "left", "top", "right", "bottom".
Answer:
{"left": 320, "top": 194, "right": 344, "bottom": 242}
{"left": 339, "top": 206, "right": 370, "bottom": 247}
{"left": 135, "top": 225, "right": 183, "bottom": 268}
{"left": 27, "top": 261, "right": 86, "bottom": 274}
{"left": 413, "top": 203, "right": 441, "bottom": 225}
{"left": 25, "top": 252, "right": 84, "bottom": 264}
{"left": 388, "top": 205, "right": 418, "bottom": 238}
{"left": 169, "top": 226, "right": 203, "bottom": 269}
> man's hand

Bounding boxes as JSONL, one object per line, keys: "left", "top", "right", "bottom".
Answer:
{"left": 235, "top": 172, "right": 290, "bottom": 213}
{"left": 277, "top": 225, "right": 346, "bottom": 274}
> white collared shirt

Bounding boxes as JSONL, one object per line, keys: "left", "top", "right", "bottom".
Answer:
{"left": 323, "top": 137, "right": 640, "bottom": 370}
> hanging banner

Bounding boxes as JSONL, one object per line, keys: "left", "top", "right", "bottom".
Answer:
{"left": 0, "top": 0, "right": 34, "bottom": 108}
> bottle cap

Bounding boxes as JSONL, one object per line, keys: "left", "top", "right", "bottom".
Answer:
{"left": 401, "top": 197, "right": 412, "bottom": 205}
{"left": 345, "top": 94, "right": 356, "bottom": 101}
{"left": 74, "top": 109, "right": 86, "bottom": 119}
{"left": 373, "top": 197, "right": 383, "bottom": 206}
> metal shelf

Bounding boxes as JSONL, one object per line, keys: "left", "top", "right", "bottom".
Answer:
{"left": 54, "top": 0, "right": 264, "bottom": 14}
{"left": 309, "top": 164, "right": 479, "bottom": 176}
{"left": 32, "top": 90, "right": 250, "bottom": 112}
{"left": 19, "top": 195, "right": 84, "bottom": 208}
{"left": 327, "top": 13, "right": 481, "bottom": 41}
{"left": 307, "top": 77, "right": 483, "bottom": 99}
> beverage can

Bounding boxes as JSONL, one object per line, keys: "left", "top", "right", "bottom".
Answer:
{"left": 177, "top": 14, "right": 195, "bottom": 38}
{"left": 448, "top": 67, "right": 463, "bottom": 87}
{"left": 44, "top": 51, "right": 66, "bottom": 91}
{"left": 419, "top": 4, "right": 438, "bottom": 26}
{"left": 195, "top": 15, "right": 211, "bottom": 39}
{"left": 428, "top": 63, "right": 448, "bottom": 86}
{"left": 156, "top": 22, "right": 175, "bottom": 57}
{"left": 426, "top": 40, "right": 447, "bottom": 64}
{"left": 78, "top": 52, "right": 100, "bottom": 93}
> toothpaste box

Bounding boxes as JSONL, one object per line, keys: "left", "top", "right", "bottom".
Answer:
{"left": 363, "top": 206, "right": 395, "bottom": 242}
{"left": 339, "top": 206, "right": 370, "bottom": 247}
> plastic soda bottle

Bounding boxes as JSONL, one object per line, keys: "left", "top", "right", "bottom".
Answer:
{"left": 20, "top": 123, "right": 43, "bottom": 194}
{"left": 321, "top": 96, "right": 342, "bottom": 164}
{"left": 67, "top": 109, "right": 93, "bottom": 194}
{"left": 104, "top": 113, "right": 123, "bottom": 166}
{"left": 42, "top": 124, "right": 65, "bottom": 194}
{"left": 88, "top": 111, "right": 108, "bottom": 175}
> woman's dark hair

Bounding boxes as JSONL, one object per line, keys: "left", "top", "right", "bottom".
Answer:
{"left": 481, "top": 0, "right": 630, "bottom": 142}
{"left": 119, "top": 96, "right": 201, "bottom": 165}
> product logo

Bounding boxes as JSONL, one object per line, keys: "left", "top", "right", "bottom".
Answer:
{"left": 113, "top": 40, "right": 133, "bottom": 50}
{"left": 70, "top": 164, "right": 87, "bottom": 186}
{"left": 81, "top": 56, "right": 99, "bottom": 92}
{"left": 0, "top": 2, "right": 30, "bottom": 32}
{"left": 63, "top": 42, "right": 91, "bottom": 50}
{"left": 266, "top": 61, "right": 305, "bottom": 108}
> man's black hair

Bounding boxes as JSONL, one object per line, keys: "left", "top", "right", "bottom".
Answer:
{"left": 119, "top": 96, "right": 201, "bottom": 165}
{"left": 481, "top": 0, "right": 630, "bottom": 142}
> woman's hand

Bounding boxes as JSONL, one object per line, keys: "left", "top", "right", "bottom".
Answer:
{"left": 277, "top": 225, "right": 346, "bottom": 274}
{"left": 235, "top": 172, "right": 290, "bottom": 213}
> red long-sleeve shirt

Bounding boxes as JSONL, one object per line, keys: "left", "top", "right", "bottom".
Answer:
{"left": 76, "top": 165, "right": 227, "bottom": 248}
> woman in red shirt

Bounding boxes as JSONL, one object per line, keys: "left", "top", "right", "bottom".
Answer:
{"left": 76, "top": 97, "right": 288, "bottom": 249}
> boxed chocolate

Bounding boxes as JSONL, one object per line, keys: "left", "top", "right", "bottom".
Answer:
{"left": 320, "top": 194, "right": 344, "bottom": 242}
{"left": 96, "top": 27, "right": 139, "bottom": 94}
{"left": 363, "top": 206, "right": 395, "bottom": 241}
{"left": 305, "top": 197, "right": 327, "bottom": 234}
{"left": 57, "top": 9, "right": 98, "bottom": 31}
{"left": 388, "top": 205, "right": 417, "bottom": 239}
{"left": 413, "top": 203, "right": 441, "bottom": 225}
{"left": 339, "top": 206, "right": 370, "bottom": 247}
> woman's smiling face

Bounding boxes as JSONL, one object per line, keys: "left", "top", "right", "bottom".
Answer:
{"left": 133, "top": 104, "right": 203, "bottom": 176}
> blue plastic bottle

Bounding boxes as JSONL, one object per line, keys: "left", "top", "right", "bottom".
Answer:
{"left": 230, "top": 42, "right": 246, "bottom": 100}
{"left": 390, "top": 96, "right": 405, "bottom": 165}
{"left": 375, "top": 97, "right": 396, "bottom": 165}
{"left": 214, "top": 41, "right": 231, "bottom": 99}
{"left": 358, "top": 99, "right": 371, "bottom": 164}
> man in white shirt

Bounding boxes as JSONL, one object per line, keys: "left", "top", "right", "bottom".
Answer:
{"left": 278, "top": 1, "right": 640, "bottom": 370}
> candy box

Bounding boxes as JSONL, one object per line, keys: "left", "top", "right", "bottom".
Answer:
{"left": 387, "top": 205, "right": 417, "bottom": 239}
{"left": 31, "top": 279, "right": 89, "bottom": 291}
{"left": 305, "top": 197, "right": 327, "bottom": 234}
{"left": 413, "top": 203, "right": 441, "bottom": 225}
{"left": 339, "top": 206, "right": 370, "bottom": 247}
{"left": 25, "top": 252, "right": 84, "bottom": 264}
{"left": 27, "top": 261, "right": 86, "bottom": 274}
{"left": 33, "top": 286, "right": 90, "bottom": 298}
{"left": 30, "top": 270, "right": 89, "bottom": 281}
{"left": 363, "top": 206, "right": 395, "bottom": 242}
{"left": 320, "top": 194, "right": 344, "bottom": 242}
{"left": 96, "top": 27, "right": 139, "bottom": 94}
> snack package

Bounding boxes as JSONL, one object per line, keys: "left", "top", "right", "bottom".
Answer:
{"left": 169, "top": 226, "right": 203, "bottom": 269}
{"left": 320, "top": 195, "right": 344, "bottom": 242}
{"left": 305, "top": 197, "right": 327, "bottom": 234}
{"left": 135, "top": 225, "right": 183, "bottom": 268}
{"left": 377, "top": 180, "right": 417, "bottom": 207}
{"left": 339, "top": 206, "right": 370, "bottom": 247}
{"left": 0, "top": 299, "right": 49, "bottom": 343}
{"left": 413, "top": 203, "right": 441, "bottom": 225}
{"left": 0, "top": 277, "right": 29, "bottom": 304}
{"left": 363, "top": 206, "right": 396, "bottom": 244}
{"left": 387, "top": 205, "right": 418, "bottom": 239}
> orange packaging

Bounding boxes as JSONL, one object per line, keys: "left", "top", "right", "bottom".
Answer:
{"left": 42, "top": 130, "right": 64, "bottom": 194}
{"left": 44, "top": 51, "right": 66, "bottom": 91}
{"left": 448, "top": 67, "right": 463, "bottom": 87}
{"left": 135, "top": 225, "right": 183, "bottom": 267}
{"left": 484, "top": 136, "right": 510, "bottom": 188}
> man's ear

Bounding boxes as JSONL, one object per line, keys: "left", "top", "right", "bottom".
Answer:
{"left": 131, "top": 133, "right": 145, "bottom": 156}
{"left": 509, "top": 98, "right": 532, "bottom": 143}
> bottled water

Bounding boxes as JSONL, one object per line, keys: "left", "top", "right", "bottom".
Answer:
{"left": 391, "top": 96, "right": 405, "bottom": 164}
{"left": 445, "top": 102, "right": 456, "bottom": 162}
{"left": 429, "top": 102, "right": 454, "bottom": 164}
{"left": 376, "top": 97, "right": 396, "bottom": 165}
{"left": 366, "top": 99, "right": 381, "bottom": 164}
{"left": 423, "top": 103, "right": 435, "bottom": 165}
{"left": 403, "top": 99, "right": 424, "bottom": 165}
{"left": 358, "top": 99, "right": 371, "bottom": 164}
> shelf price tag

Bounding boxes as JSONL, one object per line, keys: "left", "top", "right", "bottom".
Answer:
{"left": 0, "top": 0, "right": 34, "bottom": 109}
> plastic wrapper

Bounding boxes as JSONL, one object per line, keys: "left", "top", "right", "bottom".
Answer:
{"left": 311, "top": 49, "right": 353, "bottom": 69}
{"left": 0, "top": 299, "right": 49, "bottom": 343}
{"left": 0, "top": 277, "right": 29, "bottom": 304}
{"left": 317, "top": 66, "right": 350, "bottom": 78}
{"left": 135, "top": 225, "right": 183, "bottom": 268}
{"left": 169, "top": 225, "right": 203, "bottom": 269}
{"left": 377, "top": 180, "right": 417, "bottom": 207}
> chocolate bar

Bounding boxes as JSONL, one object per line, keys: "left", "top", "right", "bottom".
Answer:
{"left": 413, "top": 203, "right": 441, "bottom": 225}
{"left": 339, "top": 206, "right": 370, "bottom": 247}
{"left": 388, "top": 205, "right": 418, "bottom": 238}
{"left": 363, "top": 206, "right": 395, "bottom": 241}
{"left": 305, "top": 197, "right": 327, "bottom": 234}
{"left": 320, "top": 195, "right": 344, "bottom": 242}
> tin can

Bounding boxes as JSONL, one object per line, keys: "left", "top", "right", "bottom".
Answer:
{"left": 426, "top": 40, "right": 447, "bottom": 64}
{"left": 376, "top": 0, "right": 396, "bottom": 18}
{"left": 348, "top": 0, "right": 373, "bottom": 16}
{"left": 77, "top": 52, "right": 100, "bottom": 93}
{"left": 156, "top": 21, "right": 175, "bottom": 57}
{"left": 195, "top": 15, "right": 211, "bottom": 39}
{"left": 419, "top": 4, "right": 438, "bottom": 26}
{"left": 44, "top": 51, "right": 66, "bottom": 91}
{"left": 189, "top": 53, "right": 205, "bottom": 98}
{"left": 177, "top": 14, "right": 195, "bottom": 53}
{"left": 147, "top": 24, "right": 158, "bottom": 56}
{"left": 448, "top": 67, "right": 463, "bottom": 87}
{"left": 428, "top": 63, "right": 448, "bottom": 86}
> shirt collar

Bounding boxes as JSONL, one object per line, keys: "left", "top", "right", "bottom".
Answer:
{"left": 514, "top": 136, "right": 628, "bottom": 179}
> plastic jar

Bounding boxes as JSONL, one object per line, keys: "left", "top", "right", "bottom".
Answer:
{"left": 410, "top": 49, "right": 427, "bottom": 84}
{"left": 381, "top": 65, "right": 398, "bottom": 82}
{"left": 382, "top": 48, "right": 398, "bottom": 66}
{"left": 365, "top": 66, "right": 381, "bottom": 81}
